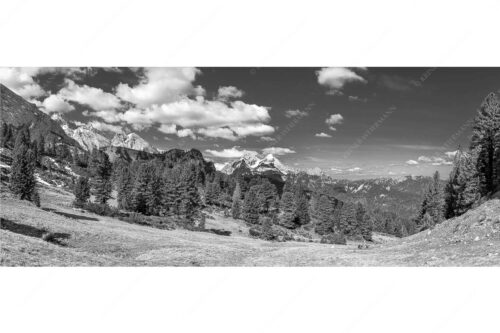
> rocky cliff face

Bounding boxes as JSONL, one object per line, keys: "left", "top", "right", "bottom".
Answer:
{"left": 0, "top": 84, "right": 78, "bottom": 147}
{"left": 111, "top": 133, "right": 157, "bottom": 153}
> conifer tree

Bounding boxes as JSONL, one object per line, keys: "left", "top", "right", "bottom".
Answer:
{"left": 445, "top": 149, "right": 481, "bottom": 218}
{"left": 278, "top": 191, "right": 297, "bottom": 228}
{"left": 417, "top": 171, "right": 445, "bottom": 229}
{"left": 339, "top": 202, "right": 357, "bottom": 235}
{"left": 131, "top": 163, "right": 152, "bottom": 214}
{"left": 315, "top": 194, "right": 333, "bottom": 234}
{"left": 177, "top": 164, "right": 201, "bottom": 221}
{"left": 356, "top": 202, "right": 372, "bottom": 241}
{"left": 145, "top": 168, "right": 164, "bottom": 215}
{"left": 9, "top": 127, "right": 37, "bottom": 202}
{"left": 470, "top": 92, "right": 500, "bottom": 195}
{"left": 117, "top": 166, "right": 134, "bottom": 211}
{"left": 88, "top": 149, "right": 113, "bottom": 204}
{"left": 294, "top": 186, "right": 310, "bottom": 225}
{"left": 242, "top": 185, "right": 260, "bottom": 224}
{"left": 74, "top": 176, "right": 90, "bottom": 207}
{"left": 231, "top": 182, "right": 242, "bottom": 219}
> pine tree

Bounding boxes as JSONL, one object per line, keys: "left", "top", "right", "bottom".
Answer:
{"left": 339, "top": 202, "right": 357, "bottom": 235}
{"left": 445, "top": 149, "right": 481, "bottom": 218}
{"left": 356, "top": 202, "right": 372, "bottom": 241}
{"left": 231, "top": 182, "right": 242, "bottom": 219}
{"left": 417, "top": 171, "right": 445, "bottom": 229}
{"left": 74, "top": 176, "right": 90, "bottom": 207}
{"left": 117, "top": 166, "right": 134, "bottom": 211}
{"left": 470, "top": 92, "right": 500, "bottom": 195}
{"left": 242, "top": 185, "right": 260, "bottom": 224}
{"left": 88, "top": 149, "right": 113, "bottom": 204}
{"left": 178, "top": 165, "right": 201, "bottom": 221}
{"left": 145, "top": 167, "right": 163, "bottom": 215}
{"left": 9, "top": 127, "right": 37, "bottom": 202}
{"left": 294, "top": 186, "right": 310, "bottom": 225}
{"left": 278, "top": 191, "right": 297, "bottom": 228}
{"left": 131, "top": 163, "right": 152, "bottom": 214}
{"left": 315, "top": 194, "right": 333, "bottom": 234}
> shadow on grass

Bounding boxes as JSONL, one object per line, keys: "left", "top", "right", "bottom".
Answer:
{"left": 41, "top": 208, "right": 99, "bottom": 221}
{"left": 0, "top": 217, "right": 71, "bottom": 246}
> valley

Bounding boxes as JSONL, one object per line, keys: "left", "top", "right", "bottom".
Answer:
{"left": 1, "top": 185, "right": 499, "bottom": 266}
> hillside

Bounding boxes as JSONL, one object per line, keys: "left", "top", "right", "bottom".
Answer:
{"left": 1, "top": 186, "right": 498, "bottom": 266}
{"left": 0, "top": 84, "right": 78, "bottom": 147}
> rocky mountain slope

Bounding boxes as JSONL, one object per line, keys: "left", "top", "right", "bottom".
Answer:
{"left": 0, "top": 84, "right": 78, "bottom": 147}
{"left": 111, "top": 133, "right": 157, "bottom": 153}
{"left": 218, "top": 153, "right": 291, "bottom": 177}
{"left": 51, "top": 114, "right": 157, "bottom": 153}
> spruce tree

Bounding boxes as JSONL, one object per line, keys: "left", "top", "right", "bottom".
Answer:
{"left": 294, "top": 186, "right": 310, "bottom": 225}
{"left": 145, "top": 167, "right": 163, "bottom": 215}
{"left": 9, "top": 127, "right": 37, "bottom": 202}
{"left": 356, "top": 202, "right": 372, "bottom": 241}
{"left": 242, "top": 185, "right": 260, "bottom": 224}
{"left": 117, "top": 166, "right": 134, "bottom": 211}
{"left": 445, "top": 149, "right": 481, "bottom": 218}
{"left": 315, "top": 194, "right": 333, "bottom": 234}
{"left": 131, "top": 163, "right": 152, "bottom": 214}
{"left": 88, "top": 149, "right": 113, "bottom": 204}
{"left": 74, "top": 176, "right": 91, "bottom": 207}
{"left": 339, "top": 202, "right": 357, "bottom": 235}
{"left": 178, "top": 164, "right": 201, "bottom": 221}
{"left": 417, "top": 171, "right": 445, "bottom": 229}
{"left": 470, "top": 92, "right": 500, "bottom": 195}
{"left": 231, "top": 182, "right": 242, "bottom": 219}
{"left": 278, "top": 191, "right": 297, "bottom": 228}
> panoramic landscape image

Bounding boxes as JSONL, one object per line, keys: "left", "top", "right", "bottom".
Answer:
{"left": 0, "top": 67, "right": 499, "bottom": 266}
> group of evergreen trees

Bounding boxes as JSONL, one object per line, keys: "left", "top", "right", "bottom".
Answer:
{"left": 416, "top": 92, "right": 499, "bottom": 229}
{"left": 6, "top": 125, "right": 40, "bottom": 206}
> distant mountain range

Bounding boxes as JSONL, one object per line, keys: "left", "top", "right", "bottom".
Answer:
{"left": 217, "top": 153, "right": 292, "bottom": 178}
{"left": 50, "top": 114, "right": 158, "bottom": 153}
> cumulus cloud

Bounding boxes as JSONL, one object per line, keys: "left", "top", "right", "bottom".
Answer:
{"left": 217, "top": 86, "right": 244, "bottom": 100}
{"left": 315, "top": 132, "right": 332, "bottom": 138}
{"left": 83, "top": 109, "right": 124, "bottom": 123}
{"left": 205, "top": 147, "right": 258, "bottom": 159}
{"left": 285, "top": 109, "right": 308, "bottom": 118}
{"left": 0, "top": 67, "right": 46, "bottom": 99}
{"left": 325, "top": 113, "right": 344, "bottom": 131}
{"left": 415, "top": 154, "right": 455, "bottom": 166}
{"left": 347, "top": 167, "right": 362, "bottom": 172}
{"left": 121, "top": 98, "right": 274, "bottom": 140}
{"left": 58, "top": 79, "right": 121, "bottom": 111}
{"left": 316, "top": 67, "right": 367, "bottom": 95}
{"left": 406, "top": 160, "right": 419, "bottom": 165}
{"left": 260, "top": 136, "right": 276, "bottom": 142}
{"left": 417, "top": 156, "right": 432, "bottom": 162}
{"left": 88, "top": 121, "right": 123, "bottom": 134}
{"left": 116, "top": 67, "right": 203, "bottom": 108}
{"left": 261, "top": 147, "right": 296, "bottom": 155}
{"left": 41, "top": 94, "right": 75, "bottom": 114}
{"left": 348, "top": 95, "right": 367, "bottom": 103}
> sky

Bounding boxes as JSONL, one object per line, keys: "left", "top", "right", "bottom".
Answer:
{"left": 1, "top": 67, "right": 499, "bottom": 179}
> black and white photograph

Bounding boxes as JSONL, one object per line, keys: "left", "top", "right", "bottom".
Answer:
{"left": 1, "top": 67, "right": 499, "bottom": 266}
{"left": 1, "top": 1, "right": 499, "bottom": 332}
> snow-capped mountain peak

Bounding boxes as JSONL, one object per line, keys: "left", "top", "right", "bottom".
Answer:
{"left": 218, "top": 153, "right": 291, "bottom": 176}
